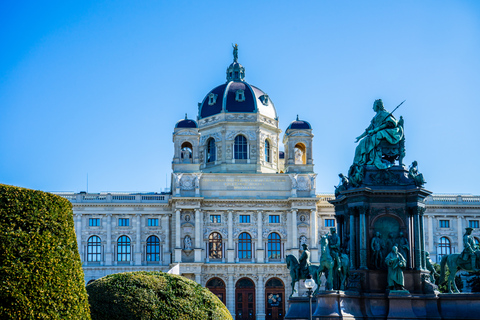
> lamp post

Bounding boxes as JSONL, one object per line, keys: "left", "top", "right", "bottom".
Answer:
{"left": 304, "top": 274, "right": 315, "bottom": 320}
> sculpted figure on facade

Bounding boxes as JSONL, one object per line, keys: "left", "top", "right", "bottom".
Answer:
{"left": 462, "top": 227, "right": 480, "bottom": 272}
{"left": 334, "top": 173, "right": 349, "bottom": 197}
{"left": 385, "top": 232, "right": 396, "bottom": 257}
{"left": 328, "top": 228, "right": 341, "bottom": 271}
{"left": 353, "top": 99, "right": 404, "bottom": 170}
{"left": 297, "top": 243, "right": 311, "bottom": 280}
{"left": 396, "top": 231, "right": 409, "bottom": 268}
{"left": 425, "top": 251, "right": 438, "bottom": 283}
{"left": 408, "top": 160, "right": 426, "bottom": 187}
{"left": 371, "top": 232, "right": 384, "bottom": 269}
{"left": 385, "top": 246, "right": 407, "bottom": 291}
{"left": 184, "top": 235, "right": 192, "bottom": 250}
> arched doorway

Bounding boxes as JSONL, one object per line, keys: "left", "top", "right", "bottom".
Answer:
{"left": 206, "top": 278, "right": 226, "bottom": 305}
{"left": 235, "top": 278, "right": 255, "bottom": 320}
{"left": 265, "top": 278, "right": 285, "bottom": 320}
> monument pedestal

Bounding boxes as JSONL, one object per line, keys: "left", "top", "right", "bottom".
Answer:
{"left": 386, "top": 291, "right": 416, "bottom": 320}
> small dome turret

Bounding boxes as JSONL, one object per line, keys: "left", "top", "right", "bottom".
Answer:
{"left": 175, "top": 114, "right": 198, "bottom": 128}
{"left": 286, "top": 115, "right": 312, "bottom": 131}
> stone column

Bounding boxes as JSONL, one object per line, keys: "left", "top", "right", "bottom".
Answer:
{"left": 75, "top": 213, "right": 83, "bottom": 263}
{"left": 227, "top": 274, "right": 235, "bottom": 318}
{"left": 227, "top": 210, "right": 235, "bottom": 262}
{"left": 359, "top": 207, "right": 368, "bottom": 269}
{"left": 349, "top": 211, "right": 356, "bottom": 269}
{"left": 174, "top": 209, "right": 182, "bottom": 263}
{"left": 256, "top": 210, "right": 264, "bottom": 263}
{"left": 427, "top": 215, "right": 434, "bottom": 254}
{"left": 105, "top": 213, "right": 112, "bottom": 265}
{"left": 195, "top": 273, "right": 201, "bottom": 285}
{"left": 458, "top": 216, "right": 464, "bottom": 253}
{"left": 292, "top": 209, "right": 298, "bottom": 250}
{"left": 286, "top": 211, "right": 293, "bottom": 255}
{"left": 419, "top": 208, "right": 426, "bottom": 270}
{"left": 310, "top": 209, "right": 318, "bottom": 262}
{"left": 195, "top": 209, "right": 202, "bottom": 262}
{"left": 163, "top": 215, "right": 171, "bottom": 265}
{"left": 412, "top": 208, "right": 421, "bottom": 270}
{"left": 257, "top": 274, "right": 265, "bottom": 320}
{"left": 134, "top": 213, "right": 142, "bottom": 266}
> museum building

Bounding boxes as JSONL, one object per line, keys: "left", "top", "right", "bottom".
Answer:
{"left": 55, "top": 49, "right": 480, "bottom": 320}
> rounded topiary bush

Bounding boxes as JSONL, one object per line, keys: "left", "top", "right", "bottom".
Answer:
{"left": 0, "top": 184, "right": 90, "bottom": 319}
{"left": 86, "top": 271, "right": 232, "bottom": 320}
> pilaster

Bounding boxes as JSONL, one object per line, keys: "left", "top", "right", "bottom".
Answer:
{"left": 257, "top": 210, "right": 264, "bottom": 263}
{"left": 256, "top": 274, "right": 266, "bottom": 320}
{"left": 105, "top": 213, "right": 112, "bottom": 265}
{"left": 227, "top": 210, "right": 235, "bottom": 262}
{"left": 310, "top": 209, "right": 318, "bottom": 262}
{"left": 175, "top": 209, "right": 181, "bottom": 263}
{"left": 134, "top": 213, "right": 142, "bottom": 265}
{"left": 195, "top": 209, "right": 202, "bottom": 262}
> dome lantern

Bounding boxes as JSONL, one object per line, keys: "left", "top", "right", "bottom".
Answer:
{"left": 226, "top": 44, "right": 245, "bottom": 82}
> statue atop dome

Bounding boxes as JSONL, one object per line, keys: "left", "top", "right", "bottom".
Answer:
{"left": 233, "top": 43, "right": 238, "bottom": 63}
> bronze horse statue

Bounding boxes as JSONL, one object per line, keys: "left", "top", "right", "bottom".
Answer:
{"left": 320, "top": 236, "right": 350, "bottom": 290}
{"left": 440, "top": 251, "right": 480, "bottom": 293}
{"left": 285, "top": 255, "right": 322, "bottom": 297}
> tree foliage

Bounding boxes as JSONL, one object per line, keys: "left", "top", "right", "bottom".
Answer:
{"left": 0, "top": 184, "right": 90, "bottom": 319}
{"left": 87, "top": 271, "right": 232, "bottom": 320}
{"left": 434, "top": 263, "right": 463, "bottom": 293}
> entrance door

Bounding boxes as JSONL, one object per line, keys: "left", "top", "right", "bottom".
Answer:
{"left": 235, "top": 278, "right": 255, "bottom": 320}
{"left": 206, "top": 278, "right": 226, "bottom": 305}
{"left": 265, "top": 278, "right": 285, "bottom": 320}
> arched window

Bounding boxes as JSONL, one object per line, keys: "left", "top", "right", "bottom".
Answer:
{"left": 146, "top": 235, "right": 160, "bottom": 261}
{"left": 268, "top": 232, "right": 281, "bottom": 260}
{"left": 117, "top": 235, "right": 131, "bottom": 261}
{"left": 181, "top": 142, "right": 193, "bottom": 163}
{"left": 234, "top": 135, "right": 248, "bottom": 160}
{"left": 207, "top": 278, "right": 226, "bottom": 305}
{"left": 87, "top": 236, "right": 101, "bottom": 262}
{"left": 207, "top": 138, "right": 216, "bottom": 163}
{"left": 209, "top": 232, "right": 223, "bottom": 259}
{"left": 437, "top": 237, "right": 451, "bottom": 260}
{"left": 238, "top": 232, "right": 252, "bottom": 259}
{"left": 264, "top": 140, "right": 270, "bottom": 163}
{"left": 294, "top": 143, "right": 306, "bottom": 164}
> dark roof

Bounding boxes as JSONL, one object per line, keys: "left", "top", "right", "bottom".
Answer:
{"left": 287, "top": 117, "right": 312, "bottom": 130}
{"left": 175, "top": 119, "right": 198, "bottom": 128}
{"left": 199, "top": 84, "right": 226, "bottom": 119}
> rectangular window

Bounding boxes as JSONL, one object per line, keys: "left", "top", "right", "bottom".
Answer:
{"left": 470, "top": 220, "right": 479, "bottom": 229}
{"left": 269, "top": 215, "right": 280, "bottom": 223}
{"left": 325, "top": 219, "right": 335, "bottom": 227}
{"left": 439, "top": 220, "right": 449, "bottom": 228}
{"left": 119, "top": 218, "right": 130, "bottom": 227}
{"left": 89, "top": 218, "right": 100, "bottom": 227}
{"left": 148, "top": 218, "right": 158, "bottom": 227}
{"left": 210, "top": 215, "right": 221, "bottom": 223}
{"left": 239, "top": 215, "right": 250, "bottom": 223}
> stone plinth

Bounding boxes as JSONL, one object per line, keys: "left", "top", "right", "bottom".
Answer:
{"left": 386, "top": 291, "right": 416, "bottom": 320}
{"left": 284, "top": 297, "right": 317, "bottom": 320}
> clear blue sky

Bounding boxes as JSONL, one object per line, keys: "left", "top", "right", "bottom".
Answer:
{"left": 1, "top": 1, "right": 479, "bottom": 194}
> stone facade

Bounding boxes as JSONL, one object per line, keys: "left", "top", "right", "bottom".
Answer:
{"left": 55, "top": 50, "right": 480, "bottom": 319}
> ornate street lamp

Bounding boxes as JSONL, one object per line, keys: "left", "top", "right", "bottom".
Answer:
{"left": 304, "top": 274, "right": 315, "bottom": 320}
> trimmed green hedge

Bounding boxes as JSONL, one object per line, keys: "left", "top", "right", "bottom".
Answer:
{"left": 87, "top": 271, "right": 232, "bottom": 320}
{"left": 0, "top": 184, "right": 90, "bottom": 319}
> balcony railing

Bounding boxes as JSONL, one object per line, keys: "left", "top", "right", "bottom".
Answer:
{"left": 425, "top": 194, "right": 480, "bottom": 205}
{"left": 54, "top": 192, "right": 170, "bottom": 203}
